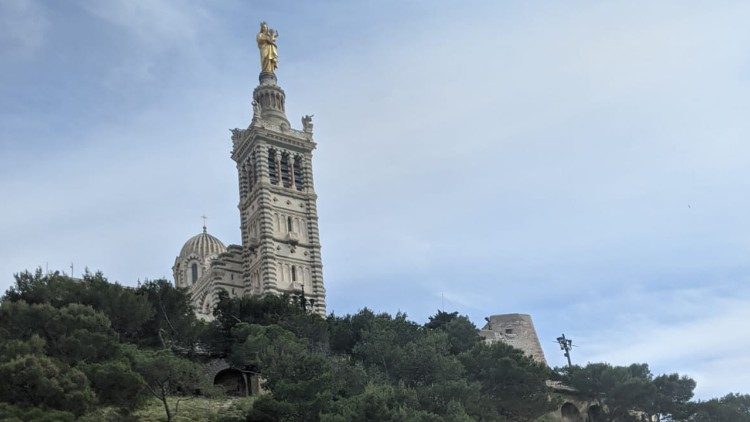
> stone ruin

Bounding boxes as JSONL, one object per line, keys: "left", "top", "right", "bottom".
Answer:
{"left": 480, "top": 313, "right": 547, "bottom": 364}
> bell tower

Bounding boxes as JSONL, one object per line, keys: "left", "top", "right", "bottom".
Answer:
{"left": 230, "top": 22, "right": 325, "bottom": 314}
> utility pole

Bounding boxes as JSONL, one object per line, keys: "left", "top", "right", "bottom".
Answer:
{"left": 556, "top": 334, "right": 573, "bottom": 368}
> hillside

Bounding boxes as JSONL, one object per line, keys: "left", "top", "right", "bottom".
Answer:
{"left": 0, "top": 270, "right": 747, "bottom": 421}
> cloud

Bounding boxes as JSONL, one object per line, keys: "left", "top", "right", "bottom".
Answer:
{"left": 305, "top": 0, "right": 750, "bottom": 288}
{"left": 76, "top": 0, "right": 215, "bottom": 88}
{"left": 77, "top": 0, "right": 204, "bottom": 48}
{"left": 578, "top": 284, "right": 750, "bottom": 398}
{"left": 0, "top": 0, "right": 48, "bottom": 59}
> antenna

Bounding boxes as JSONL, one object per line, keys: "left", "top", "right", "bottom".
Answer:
{"left": 441, "top": 292, "right": 445, "bottom": 311}
{"left": 556, "top": 334, "right": 574, "bottom": 368}
{"left": 70, "top": 262, "right": 74, "bottom": 278}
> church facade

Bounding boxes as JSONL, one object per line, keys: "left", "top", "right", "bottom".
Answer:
{"left": 173, "top": 25, "right": 325, "bottom": 319}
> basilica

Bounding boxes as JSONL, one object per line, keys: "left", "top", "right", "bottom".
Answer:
{"left": 172, "top": 23, "right": 325, "bottom": 319}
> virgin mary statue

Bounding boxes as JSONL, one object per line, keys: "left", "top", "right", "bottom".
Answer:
{"left": 257, "top": 22, "right": 278, "bottom": 73}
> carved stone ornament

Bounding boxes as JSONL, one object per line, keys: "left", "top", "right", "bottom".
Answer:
{"left": 230, "top": 128, "right": 244, "bottom": 141}
{"left": 301, "top": 114, "right": 314, "bottom": 133}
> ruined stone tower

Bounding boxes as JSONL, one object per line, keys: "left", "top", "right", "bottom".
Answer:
{"left": 480, "top": 313, "right": 547, "bottom": 364}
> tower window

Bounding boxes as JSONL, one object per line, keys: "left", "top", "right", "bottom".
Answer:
{"left": 268, "top": 149, "right": 279, "bottom": 185}
{"left": 280, "top": 153, "right": 291, "bottom": 188}
{"left": 247, "top": 151, "right": 259, "bottom": 189}
{"left": 287, "top": 216, "right": 293, "bottom": 232}
{"left": 293, "top": 156, "right": 304, "bottom": 190}
{"left": 191, "top": 263, "right": 198, "bottom": 283}
{"left": 291, "top": 266, "right": 297, "bottom": 282}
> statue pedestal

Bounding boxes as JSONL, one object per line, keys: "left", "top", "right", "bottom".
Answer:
{"left": 259, "top": 72, "right": 277, "bottom": 86}
{"left": 254, "top": 72, "right": 288, "bottom": 125}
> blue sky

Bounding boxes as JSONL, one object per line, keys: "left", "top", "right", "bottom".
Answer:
{"left": 2, "top": 0, "right": 750, "bottom": 398}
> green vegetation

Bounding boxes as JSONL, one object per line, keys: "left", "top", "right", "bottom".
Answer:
{"left": 0, "top": 269, "right": 748, "bottom": 421}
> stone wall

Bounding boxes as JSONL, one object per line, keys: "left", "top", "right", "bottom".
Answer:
{"left": 480, "top": 313, "right": 547, "bottom": 364}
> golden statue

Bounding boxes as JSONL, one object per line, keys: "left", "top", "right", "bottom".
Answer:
{"left": 257, "top": 21, "right": 279, "bottom": 73}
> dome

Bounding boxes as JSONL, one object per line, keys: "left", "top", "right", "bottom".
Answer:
{"left": 179, "top": 227, "right": 227, "bottom": 259}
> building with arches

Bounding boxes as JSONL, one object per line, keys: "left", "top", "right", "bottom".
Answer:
{"left": 173, "top": 59, "right": 325, "bottom": 319}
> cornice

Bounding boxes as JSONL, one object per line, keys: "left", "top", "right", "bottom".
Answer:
{"left": 232, "top": 121, "right": 317, "bottom": 161}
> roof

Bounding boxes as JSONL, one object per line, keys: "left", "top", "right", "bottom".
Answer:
{"left": 178, "top": 227, "right": 227, "bottom": 259}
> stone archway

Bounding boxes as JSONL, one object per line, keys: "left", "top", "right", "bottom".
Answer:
{"left": 561, "top": 402, "right": 582, "bottom": 422}
{"left": 587, "top": 404, "right": 603, "bottom": 421}
{"left": 214, "top": 368, "right": 248, "bottom": 397}
{"left": 204, "top": 358, "right": 262, "bottom": 397}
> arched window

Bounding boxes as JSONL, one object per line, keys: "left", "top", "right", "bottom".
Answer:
{"left": 293, "top": 156, "right": 304, "bottom": 190}
{"left": 280, "top": 153, "right": 291, "bottom": 188}
{"left": 268, "top": 149, "right": 279, "bottom": 185}
{"left": 191, "top": 263, "right": 198, "bottom": 283}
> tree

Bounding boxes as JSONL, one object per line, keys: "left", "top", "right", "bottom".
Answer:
{"left": 3, "top": 269, "right": 79, "bottom": 305}
{"left": 563, "top": 363, "right": 654, "bottom": 420}
{"left": 460, "top": 341, "right": 556, "bottom": 421}
{"left": 424, "top": 310, "right": 481, "bottom": 355}
{"left": 76, "top": 271, "right": 155, "bottom": 342}
{"left": 0, "top": 301, "right": 120, "bottom": 364}
{"left": 350, "top": 311, "right": 422, "bottom": 378}
{"left": 127, "top": 347, "right": 204, "bottom": 422}
{"left": 652, "top": 373, "right": 696, "bottom": 419}
{"left": 562, "top": 363, "right": 698, "bottom": 421}
{"left": 424, "top": 310, "right": 459, "bottom": 330}
{"left": 0, "top": 354, "right": 95, "bottom": 416}
{"left": 3, "top": 269, "right": 155, "bottom": 343}
{"left": 690, "top": 393, "right": 750, "bottom": 421}
{"left": 81, "top": 359, "right": 147, "bottom": 410}
{"left": 211, "top": 292, "right": 328, "bottom": 355}
{"left": 353, "top": 327, "right": 467, "bottom": 394}
{"left": 136, "top": 279, "right": 203, "bottom": 351}
{"left": 327, "top": 308, "right": 376, "bottom": 354}
{"left": 231, "top": 323, "right": 343, "bottom": 421}
{"left": 0, "top": 334, "right": 46, "bottom": 362}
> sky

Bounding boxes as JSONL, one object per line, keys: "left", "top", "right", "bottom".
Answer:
{"left": 2, "top": 0, "right": 750, "bottom": 398}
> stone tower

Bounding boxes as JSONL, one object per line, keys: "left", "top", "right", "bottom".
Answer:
{"left": 229, "top": 70, "right": 326, "bottom": 315}
{"left": 480, "top": 313, "right": 547, "bottom": 364}
{"left": 173, "top": 24, "right": 325, "bottom": 319}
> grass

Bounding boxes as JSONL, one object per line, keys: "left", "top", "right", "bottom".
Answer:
{"left": 81, "top": 396, "right": 255, "bottom": 422}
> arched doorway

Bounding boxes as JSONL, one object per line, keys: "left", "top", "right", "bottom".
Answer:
{"left": 561, "top": 402, "right": 581, "bottom": 422}
{"left": 587, "top": 404, "right": 603, "bottom": 421}
{"left": 213, "top": 368, "right": 248, "bottom": 396}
